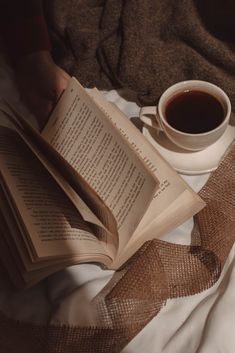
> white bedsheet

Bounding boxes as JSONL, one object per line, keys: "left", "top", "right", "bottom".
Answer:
{"left": 0, "top": 56, "right": 235, "bottom": 353}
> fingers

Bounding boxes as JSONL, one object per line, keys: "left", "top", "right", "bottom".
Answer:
{"left": 14, "top": 51, "right": 71, "bottom": 130}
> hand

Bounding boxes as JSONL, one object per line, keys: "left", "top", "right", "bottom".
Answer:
{"left": 14, "top": 51, "right": 70, "bottom": 130}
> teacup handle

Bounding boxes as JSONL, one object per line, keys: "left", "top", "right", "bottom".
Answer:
{"left": 139, "top": 106, "right": 163, "bottom": 131}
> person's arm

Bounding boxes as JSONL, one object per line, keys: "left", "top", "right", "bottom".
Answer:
{"left": 0, "top": 0, "right": 70, "bottom": 129}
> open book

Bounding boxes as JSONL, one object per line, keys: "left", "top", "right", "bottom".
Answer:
{"left": 0, "top": 78, "right": 205, "bottom": 288}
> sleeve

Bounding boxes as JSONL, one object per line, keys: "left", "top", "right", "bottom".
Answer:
{"left": 0, "top": 0, "right": 51, "bottom": 63}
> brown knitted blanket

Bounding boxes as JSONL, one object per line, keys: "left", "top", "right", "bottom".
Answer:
{"left": 45, "top": 0, "right": 235, "bottom": 111}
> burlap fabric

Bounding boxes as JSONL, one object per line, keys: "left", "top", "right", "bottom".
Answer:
{"left": 0, "top": 142, "right": 234, "bottom": 352}
{"left": 44, "top": 0, "right": 235, "bottom": 110}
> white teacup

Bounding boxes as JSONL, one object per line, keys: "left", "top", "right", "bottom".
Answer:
{"left": 139, "top": 80, "right": 231, "bottom": 151}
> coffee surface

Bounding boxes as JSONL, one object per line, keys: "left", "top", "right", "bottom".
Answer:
{"left": 165, "top": 90, "right": 224, "bottom": 134}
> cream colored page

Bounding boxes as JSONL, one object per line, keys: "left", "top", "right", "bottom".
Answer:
{"left": 0, "top": 188, "right": 72, "bottom": 271}
{"left": 0, "top": 128, "right": 108, "bottom": 259}
{"left": 111, "top": 189, "right": 203, "bottom": 268}
{"left": 42, "top": 78, "right": 158, "bottom": 249}
{"left": 15, "top": 125, "right": 113, "bottom": 234}
{"left": 0, "top": 104, "right": 117, "bottom": 247}
{"left": 89, "top": 89, "right": 203, "bottom": 233}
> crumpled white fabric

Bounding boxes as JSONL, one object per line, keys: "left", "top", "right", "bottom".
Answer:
{"left": 122, "top": 245, "right": 235, "bottom": 353}
{"left": 0, "top": 55, "right": 234, "bottom": 353}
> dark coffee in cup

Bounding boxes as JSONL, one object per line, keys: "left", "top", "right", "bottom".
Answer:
{"left": 139, "top": 80, "right": 231, "bottom": 151}
{"left": 165, "top": 90, "right": 225, "bottom": 134}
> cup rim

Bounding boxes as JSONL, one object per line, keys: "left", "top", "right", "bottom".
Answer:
{"left": 158, "top": 80, "right": 231, "bottom": 137}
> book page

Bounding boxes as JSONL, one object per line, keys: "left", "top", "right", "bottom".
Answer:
{"left": 0, "top": 127, "right": 112, "bottom": 262}
{"left": 11, "top": 121, "right": 118, "bottom": 254}
{"left": 89, "top": 89, "right": 205, "bottom": 233}
{"left": 0, "top": 104, "right": 118, "bottom": 238}
{"left": 0, "top": 187, "right": 62, "bottom": 271}
{"left": 0, "top": 194, "right": 113, "bottom": 288}
{"left": 42, "top": 78, "right": 159, "bottom": 250}
{"left": 0, "top": 191, "right": 113, "bottom": 288}
{"left": 88, "top": 89, "right": 205, "bottom": 267}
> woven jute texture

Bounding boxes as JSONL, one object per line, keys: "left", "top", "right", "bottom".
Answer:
{"left": 0, "top": 143, "right": 234, "bottom": 353}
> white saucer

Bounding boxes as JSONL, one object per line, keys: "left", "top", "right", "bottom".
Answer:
{"left": 143, "top": 124, "right": 235, "bottom": 175}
